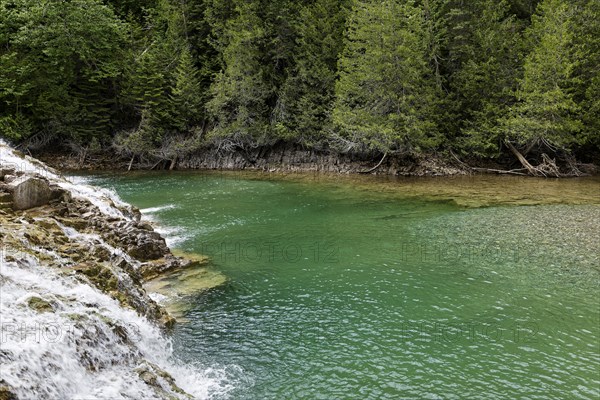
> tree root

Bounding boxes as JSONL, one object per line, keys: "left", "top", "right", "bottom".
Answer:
{"left": 455, "top": 140, "right": 589, "bottom": 178}
{"left": 503, "top": 140, "right": 587, "bottom": 178}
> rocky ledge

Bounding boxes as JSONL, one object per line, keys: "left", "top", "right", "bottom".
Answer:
{"left": 0, "top": 162, "right": 200, "bottom": 328}
{"left": 0, "top": 143, "right": 215, "bottom": 399}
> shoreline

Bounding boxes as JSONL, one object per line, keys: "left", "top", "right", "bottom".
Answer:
{"left": 34, "top": 146, "right": 599, "bottom": 178}
{"left": 75, "top": 168, "right": 600, "bottom": 209}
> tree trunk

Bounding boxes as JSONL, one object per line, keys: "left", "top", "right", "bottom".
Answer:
{"left": 505, "top": 140, "right": 542, "bottom": 176}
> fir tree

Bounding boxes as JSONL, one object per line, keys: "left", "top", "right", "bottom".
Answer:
{"left": 333, "top": 0, "right": 441, "bottom": 153}
{"left": 502, "top": 0, "right": 583, "bottom": 149}
{"left": 275, "top": 0, "right": 349, "bottom": 144}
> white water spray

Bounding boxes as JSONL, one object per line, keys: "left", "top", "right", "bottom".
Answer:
{"left": 1, "top": 140, "right": 236, "bottom": 399}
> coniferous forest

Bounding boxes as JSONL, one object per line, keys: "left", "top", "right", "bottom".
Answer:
{"left": 1, "top": 0, "right": 599, "bottom": 173}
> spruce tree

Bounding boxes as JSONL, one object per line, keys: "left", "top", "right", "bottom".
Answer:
{"left": 502, "top": 0, "right": 582, "bottom": 149}
{"left": 570, "top": 0, "right": 600, "bottom": 149}
{"left": 275, "top": 0, "right": 349, "bottom": 145}
{"left": 333, "top": 0, "right": 441, "bottom": 154}
{"left": 206, "top": 0, "right": 275, "bottom": 147}
{"left": 170, "top": 46, "right": 203, "bottom": 131}
{"left": 440, "top": 0, "right": 525, "bottom": 155}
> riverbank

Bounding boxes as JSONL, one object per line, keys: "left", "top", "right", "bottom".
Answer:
{"left": 35, "top": 146, "right": 467, "bottom": 176}
{"left": 0, "top": 141, "right": 227, "bottom": 399}
{"left": 34, "top": 143, "right": 600, "bottom": 178}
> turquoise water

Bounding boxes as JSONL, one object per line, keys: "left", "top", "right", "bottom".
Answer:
{"left": 84, "top": 172, "right": 600, "bottom": 399}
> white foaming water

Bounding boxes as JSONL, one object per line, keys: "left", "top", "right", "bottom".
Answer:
{"left": 141, "top": 205, "right": 176, "bottom": 214}
{"left": 0, "top": 140, "right": 237, "bottom": 399}
{"left": 0, "top": 140, "right": 60, "bottom": 179}
{"left": 56, "top": 221, "right": 138, "bottom": 268}
{"left": 153, "top": 225, "right": 190, "bottom": 248}
{"left": 140, "top": 207, "right": 191, "bottom": 248}
{"left": 0, "top": 140, "right": 131, "bottom": 220}
{"left": 59, "top": 178, "right": 132, "bottom": 219}
{"left": 0, "top": 252, "right": 233, "bottom": 399}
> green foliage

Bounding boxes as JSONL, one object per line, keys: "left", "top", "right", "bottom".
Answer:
{"left": 501, "top": 0, "right": 583, "bottom": 148}
{"left": 170, "top": 46, "right": 204, "bottom": 131}
{"left": 118, "top": 0, "right": 205, "bottom": 147}
{"left": 333, "top": 0, "right": 442, "bottom": 153}
{"left": 0, "top": 0, "right": 126, "bottom": 143}
{"left": 436, "top": 0, "right": 526, "bottom": 155}
{"left": 0, "top": 113, "right": 32, "bottom": 140}
{"left": 570, "top": 0, "right": 600, "bottom": 148}
{"left": 0, "top": 0, "right": 598, "bottom": 161}
{"left": 276, "top": 0, "right": 349, "bottom": 145}
{"left": 206, "top": 0, "right": 276, "bottom": 146}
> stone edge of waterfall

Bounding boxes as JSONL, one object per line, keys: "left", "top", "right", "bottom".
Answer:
{"left": 0, "top": 140, "right": 226, "bottom": 399}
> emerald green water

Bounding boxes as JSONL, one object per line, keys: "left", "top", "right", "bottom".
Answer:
{"left": 82, "top": 172, "right": 600, "bottom": 399}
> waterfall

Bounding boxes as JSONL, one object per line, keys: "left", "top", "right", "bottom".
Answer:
{"left": 0, "top": 140, "right": 235, "bottom": 399}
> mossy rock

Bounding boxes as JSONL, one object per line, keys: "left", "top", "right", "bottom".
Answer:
{"left": 73, "top": 263, "right": 120, "bottom": 293}
{"left": 35, "top": 217, "right": 61, "bottom": 232}
{"left": 92, "top": 246, "right": 111, "bottom": 260}
{"left": 84, "top": 266, "right": 119, "bottom": 291}
{"left": 171, "top": 249, "right": 209, "bottom": 265}
{"left": 23, "top": 227, "right": 49, "bottom": 246}
{"left": 160, "top": 313, "right": 177, "bottom": 330}
{"left": 66, "top": 313, "right": 87, "bottom": 322}
{"left": 55, "top": 216, "right": 88, "bottom": 230}
{"left": 0, "top": 386, "right": 18, "bottom": 400}
{"left": 27, "top": 296, "right": 54, "bottom": 313}
{"left": 135, "top": 362, "right": 192, "bottom": 399}
{"left": 140, "top": 251, "right": 209, "bottom": 281}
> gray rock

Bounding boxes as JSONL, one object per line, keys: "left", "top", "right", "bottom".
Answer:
{"left": 0, "top": 167, "right": 16, "bottom": 179}
{"left": 8, "top": 176, "right": 52, "bottom": 210}
{"left": 48, "top": 184, "right": 70, "bottom": 202}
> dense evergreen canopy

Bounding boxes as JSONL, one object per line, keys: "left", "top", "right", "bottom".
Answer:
{"left": 0, "top": 0, "right": 598, "bottom": 165}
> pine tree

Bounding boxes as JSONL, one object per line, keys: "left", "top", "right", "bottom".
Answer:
{"left": 206, "top": 0, "right": 275, "bottom": 147}
{"left": 502, "top": 0, "right": 582, "bottom": 149}
{"left": 275, "top": 0, "right": 349, "bottom": 145}
{"left": 332, "top": 0, "right": 441, "bottom": 154}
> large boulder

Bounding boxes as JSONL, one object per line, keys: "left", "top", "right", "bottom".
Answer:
{"left": 8, "top": 176, "right": 52, "bottom": 210}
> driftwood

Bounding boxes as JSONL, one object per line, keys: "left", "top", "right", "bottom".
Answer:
{"left": 359, "top": 152, "right": 387, "bottom": 174}
{"left": 504, "top": 140, "right": 570, "bottom": 178}
{"left": 471, "top": 167, "right": 528, "bottom": 176}
{"left": 505, "top": 141, "right": 545, "bottom": 176}
{"left": 150, "top": 159, "right": 164, "bottom": 170}
{"left": 169, "top": 156, "right": 177, "bottom": 170}
{"left": 456, "top": 141, "right": 587, "bottom": 178}
{"left": 127, "top": 155, "right": 135, "bottom": 172}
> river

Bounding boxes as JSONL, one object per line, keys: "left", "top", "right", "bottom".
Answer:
{"left": 83, "top": 171, "right": 600, "bottom": 399}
